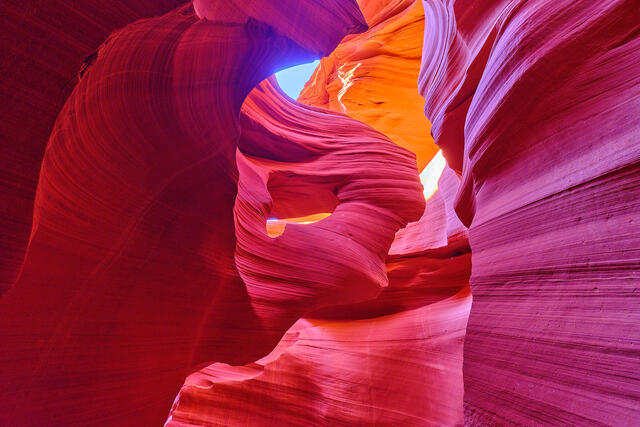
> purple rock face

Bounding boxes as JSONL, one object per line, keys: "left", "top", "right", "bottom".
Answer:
{"left": 0, "top": 0, "right": 638, "bottom": 425}
{"left": 419, "top": 0, "right": 640, "bottom": 424}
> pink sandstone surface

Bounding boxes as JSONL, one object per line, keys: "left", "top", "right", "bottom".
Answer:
{"left": 419, "top": 0, "right": 640, "bottom": 424}
{"left": 0, "top": 0, "right": 638, "bottom": 425}
{"left": 1, "top": 2, "right": 423, "bottom": 425}
{"left": 166, "top": 78, "right": 471, "bottom": 425}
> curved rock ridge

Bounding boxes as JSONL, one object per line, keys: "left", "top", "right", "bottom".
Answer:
{"left": 235, "top": 79, "right": 425, "bottom": 328}
{"left": 419, "top": 0, "right": 640, "bottom": 424}
{"left": 167, "top": 289, "right": 471, "bottom": 427}
{"left": 0, "top": 0, "right": 186, "bottom": 294}
{"left": 389, "top": 151, "right": 465, "bottom": 256}
{"left": 166, "top": 79, "right": 470, "bottom": 425}
{"left": 298, "top": 0, "right": 437, "bottom": 170}
{"left": 193, "top": 0, "right": 368, "bottom": 59}
{"left": 0, "top": 3, "right": 392, "bottom": 425}
{"left": 161, "top": 15, "right": 474, "bottom": 419}
{"left": 310, "top": 160, "right": 470, "bottom": 321}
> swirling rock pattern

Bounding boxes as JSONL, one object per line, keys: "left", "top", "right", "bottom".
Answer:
{"left": 167, "top": 80, "right": 470, "bottom": 423}
{"left": 236, "top": 79, "right": 424, "bottom": 327}
{"left": 0, "top": 0, "right": 185, "bottom": 295}
{"left": 0, "top": 3, "right": 406, "bottom": 425}
{"left": 2, "top": 0, "right": 638, "bottom": 424}
{"left": 419, "top": 0, "right": 640, "bottom": 424}
{"left": 163, "top": 1, "right": 477, "bottom": 421}
{"left": 167, "top": 289, "right": 471, "bottom": 427}
{"left": 298, "top": 0, "right": 436, "bottom": 170}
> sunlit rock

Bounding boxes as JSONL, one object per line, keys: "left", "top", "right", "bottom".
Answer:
{"left": 0, "top": 0, "right": 638, "bottom": 424}
{"left": 299, "top": 0, "right": 437, "bottom": 170}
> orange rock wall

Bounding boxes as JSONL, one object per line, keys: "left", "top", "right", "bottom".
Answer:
{"left": 167, "top": 72, "right": 471, "bottom": 424}
{"left": 299, "top": 0, "right": 436, "bottom": 170}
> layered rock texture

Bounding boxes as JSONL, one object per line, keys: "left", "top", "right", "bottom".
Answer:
{"left": 0, "top": 0, "right": 186, "bottom": 295}
{"left": 0, "top": 2, "right": 421, "bottom": 425}
{"left": 1, "top": 0, "right": 639, "bottom": 425}
{"left": 299, "top": 0, "right": 437, "bottom": 169}
{"left": 166, "top": 79, "right": 471, "bottom": 426}
{"left": 418, "top": 0, "right": 640, "bottom": 424}
{"left": 164, "top": 2, "right": 475, "bottom": 424}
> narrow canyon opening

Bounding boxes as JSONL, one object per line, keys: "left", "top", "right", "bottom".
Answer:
{"left": 1, "top": 0, "right": 638, "bottom": 425}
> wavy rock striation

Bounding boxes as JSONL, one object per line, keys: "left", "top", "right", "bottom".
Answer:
{"left": 0, "top": 0, "right": 186, "bottom": 295}
{"left": 167, "top": 289, "right": 471, "bottom": 426}
{"left": 0, "top": 3, "right": 427, "bottom": 425}
{"left": 419, "top": 0, "right": 640, "bottom": 424}
{"left": 299, "top": 0, "right": 436, "bottom": 170}
{"left": 164, "top": 2, "right": 475, "bottom": 422}
{"left": 236, "top": 79, "right": 424, "bottom": 326}
{"left": 167, "top": 80, "right": 470, "bottom": 425}
{"left": 2, "top": 0, "right": 636, "bottom": 424}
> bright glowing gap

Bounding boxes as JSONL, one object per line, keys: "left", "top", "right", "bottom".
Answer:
{"left": 337, "top": 62, "right": 361, "bottom": 112}
{"left": 275, "top": 60, "right": 320, "bottom": 99}
{"left": 420, "top": 150, "right": 446, "bottom": 200}
{"left": 266, "top": 213, "right": 332, "bottom": 238}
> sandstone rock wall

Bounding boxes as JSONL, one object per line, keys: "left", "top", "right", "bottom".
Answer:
{"left": 419, "top": 0, "right": 640, "bottom": 424}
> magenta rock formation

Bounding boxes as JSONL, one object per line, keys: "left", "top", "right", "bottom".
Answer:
{"left": 0, "top": 0, "right": 638, "bottom": 425}
{"left": 419, "top": 0, "right": 640, "bottom": 424}
{"left": 167, "top": 81, "right": 471, "bottom": 424}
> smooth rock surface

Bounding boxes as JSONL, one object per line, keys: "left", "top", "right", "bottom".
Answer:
{"left": 0, "top": 3, "right": 418, "bottom": 425}
{"left": 167, "top": 289, "right": 471, "bottom": 427}
{"left": 236, "top": 79, "right": 424, "bottom": 327}
{"left": 166, "top": 79, "right": 470, "bottom": 426}
{"left": 299, "top": 0, "right": 437, "bottom": 170}
{"left": 419, "top": 0, "right": 640, "bottom": 424}
{"left": 0, "top": 0, "right": 185, "bottom": 294}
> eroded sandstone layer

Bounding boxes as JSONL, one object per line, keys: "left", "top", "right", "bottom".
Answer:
{"left": 0, "top": 0, "right": 638, "bottom": 425}
{"left": 298, "top": 0, "right": 437, "bottom": 170}
{"left": 419, "top": 0, "right": 640, "bottom": 424}
{"left": 163, "top": 3, "right": 476, "bottom": 423}
{"left": 0, "top": 2, "right": 426, "bottom": 425}
{"left": 0, "top": 0, "right": 185, "bottom": 295}
{"left": 166, "top": 81, "right": 471, "bottom": 425}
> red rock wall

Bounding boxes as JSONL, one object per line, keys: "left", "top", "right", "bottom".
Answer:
{"left": 0, "top": 0, "right": 186, "bottom": 294}
{"left": 1, "top": 3, "right": 407, "bottom": 425}
{"left": 419, "top": 0, "right": 640, "bottom": 424}
{"left": 166, "top": 79, "right": 471, "bottom": 425}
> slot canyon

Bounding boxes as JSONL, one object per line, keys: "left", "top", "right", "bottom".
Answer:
{"left": 0, "top": 0, "right": 638, "bottom": 425}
